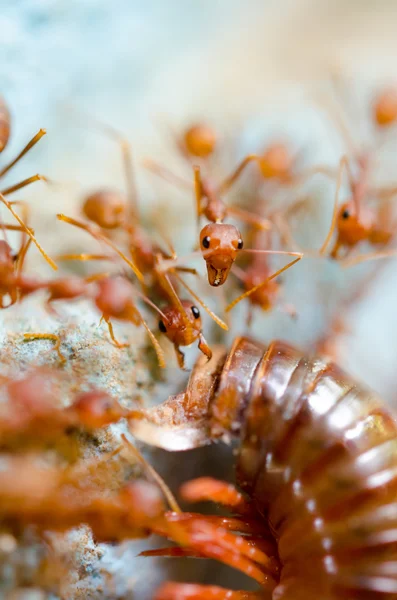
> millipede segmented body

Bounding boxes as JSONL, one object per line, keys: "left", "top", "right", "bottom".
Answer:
{"left": 133, "top": 336, "right": 397, "bottom": 599}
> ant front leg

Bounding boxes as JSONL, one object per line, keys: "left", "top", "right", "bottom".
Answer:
{"left": 218, "top": 154, "right": 262, "bottom": 195}
{"left": 101, "top": 315, "right": 129, "bottom": 349}
{"left": 174, "top": 345, "right": 186, "bottom": 370}
{"left": 226, "top": 252, "right": 303, "bottom": 312}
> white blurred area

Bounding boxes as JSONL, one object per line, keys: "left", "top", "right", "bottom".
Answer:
{"left": 1, "top": 0, "right": 397, "bottom": 400}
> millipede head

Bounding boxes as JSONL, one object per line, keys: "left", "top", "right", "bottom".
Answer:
{"left": 158, "top": 300, "right": 202, "bottom": 347}
{"left": 184, "top": 124, "right": 216, "bottom": 158}
{"left": 200, "top": 223, "right": 243, "bottom": 286}
{"left": 83, "top": 189, "right": 127, "bottom": 229}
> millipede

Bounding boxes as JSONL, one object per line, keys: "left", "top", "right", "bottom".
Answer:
{"left": 131, "top": 335, "right": 397, "bottom": 600}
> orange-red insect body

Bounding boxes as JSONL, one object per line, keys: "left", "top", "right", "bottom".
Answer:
{"left": 183, "top": 124, "right": 217, "bottom": 158}
{"left": 373, "top": 87, "right": 397, "bottom": 127}
{"left": 133, "top": 336, "right": 397, "bottom": 599}
{"left": 0, "top": 97, "right": 10, "bottom": 154}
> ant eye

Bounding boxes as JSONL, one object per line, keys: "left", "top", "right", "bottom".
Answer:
{"left": 237, "top": 239, "right": 244, "bottom": 250}
{"left": 159, "top": 320, "right": 167, "bottom": 333}
{"left": 342, "top": 210, "right": 350, "bottom": 220}
{"left": 191, "top": 306, "right": 200, "bottom": 319}
{"left": 202, "top": 236, "right": 210, "bottom": 249}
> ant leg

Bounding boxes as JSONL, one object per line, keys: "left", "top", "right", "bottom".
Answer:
{"left": 57, "top": 253, "right": 113, "bottom": 262}
{"left": 312, "top": 86, "right": 359, "bottom": 156}
{"left": 227, "top": 205, "right": 271, "bottom": 231}
{"left": 142, "top": 158, "right": 192, "bottom": 190}
{"left": 288, "top": 164, "right": 337, "bottom": 186}
{"left": 10, "top": 199, "right": 30, "bottom": 252}
{"left": 175, "top": 266, "right": 198, "bottom": 275}
{"left": 0, "top": 194, "right": 57, "bottom": 270}
{"left": 319, "top": 155, "right": 349, "bottom": 256}
{"left": 139, "top": 316, "right": 166, "bottom": 369}
{"left": 198, "top": 333, "right": 212, "bottom": 362}
{"left": 271, "top": 211, "right": 303, "bottom": 252}
{"left": 340, "top": 247, "right": 397, "bottom": 268}
{"left": 153, "top": 582, "right": 265, "bottom": 600}
{"left": 121, "top": 434, "right": 179, "bottom": 511}
{"left": 193, "top": 165, "right": 205, "bottom": 224}
{"left": 57, "top": 214, "right": 143, "bottom": 282}
{"left": 174, "top": 345, "right": 186, "bottom": 370}
{"left": 0, "top": 174, "right": 48, "bottom": 196}
{"left": 68, "top": 110, "right": 140, "bottom": 218}
{"left": 226, "top": 254, "right": 302, "bottom": 312}
{"left": 0, "top": 129, "right": 46, "bottom": 178}
{"left": 23, "top": 333, "right": 66, "bottom": 363}
{"left": 217, "top": 154, "right": 262, "bottom": 195}
{"left": 102, "top": 315, "right": 129, "bottom": 349}
{"left": 15, "top": 238, "right": 32, "bottom": 282}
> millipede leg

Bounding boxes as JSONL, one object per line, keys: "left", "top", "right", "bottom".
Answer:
{"left": 154, "top": 582, "right": 266, "bottom": 600}
{"left": 180, "top": 477, "right": 253, "bottom": 515}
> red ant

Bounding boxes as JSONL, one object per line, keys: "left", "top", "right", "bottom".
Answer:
{"left": 305, "top": 82, "right": 397, "bottom": 264}
{"left": 0, "top": 97, "right": 48, "bottom": 199}
{"left": 148, "top": 162, "right": 302, "bottom": 300}
{"left": 0, "top": 371, "right": 139, "bottom": 441}
{"left": 157, "top": 300, "right": 211, "bottom": 369}
{"left": 0, "top": 191, "right": 57, "bottom": 308}
{"left": 21, "top": 273, "right": 167, "bottom": 367}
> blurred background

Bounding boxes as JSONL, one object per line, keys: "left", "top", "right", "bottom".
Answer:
{"left": 2, "top": 0, "right": 397, "bottom": 597}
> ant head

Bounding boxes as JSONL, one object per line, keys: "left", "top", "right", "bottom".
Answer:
{"left": 48, "top": 277, "right": 88, "bottom": 302}
{"left": 96, "top": 277, "right": 140, "bottom": 324}
{"left": 200, "top": 223, "right": 243, "bottom": 287}
{"left": 259, "top": 143, "right": 292, "bottom": 180}
{"left": 336, "top": 202, "right": 369, "bottom": 246}
{"left": 83, "top": 189, "right": 127, "bottom": 229}
{"left": 373, "top": 88, "right": 397, "bottom": 127}
{"left": 72, "top": 390, "right": 125, "bottom": 428}
{"left": 184, "top": 124, "right": 216, "bottom": 158}
{"left": 158, "top": 300, "right": 202, "bottom": 347}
